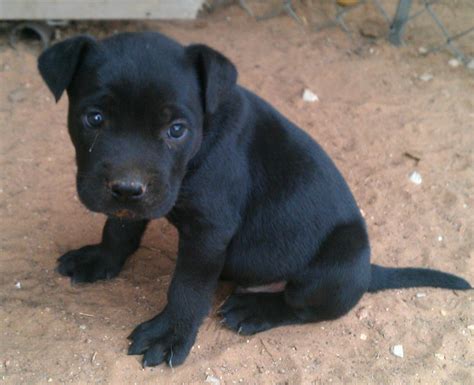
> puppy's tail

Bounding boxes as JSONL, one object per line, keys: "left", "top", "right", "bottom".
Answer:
{"left": 368, "top": 264, "right": 471, "bottom": 293}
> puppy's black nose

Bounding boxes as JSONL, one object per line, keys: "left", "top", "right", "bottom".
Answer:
{"left": 109, "top": 180, "right": 146, "bottom": 200}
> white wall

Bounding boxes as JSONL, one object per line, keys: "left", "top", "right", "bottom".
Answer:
{"left": 0, "top": 0, "right": 205, "bottom": 19}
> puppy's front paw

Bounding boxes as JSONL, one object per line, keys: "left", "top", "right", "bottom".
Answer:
{"left": 128, "top": 312, "right": 197, "bottom": 367}
{"left": 57, "top": 245, "right": 123, "bottom": 283}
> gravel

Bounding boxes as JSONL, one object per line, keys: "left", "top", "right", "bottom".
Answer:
{"left": 391, "top": 345, "right": 404, "bottom": 358}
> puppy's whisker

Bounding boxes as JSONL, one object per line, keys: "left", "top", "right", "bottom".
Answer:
{"left": 88, "top": 132, "right": 101, "bottom": 153}
{"left": 168, "top": 346, "right": 174, "bottom": 369}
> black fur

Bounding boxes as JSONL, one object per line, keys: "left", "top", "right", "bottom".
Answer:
{"left": 37, "top": 32, "right": 471, "bottom": 368}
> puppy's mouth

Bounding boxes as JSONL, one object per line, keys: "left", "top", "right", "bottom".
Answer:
{"left": 103, "top": 200, "right": 172, "bottom": 220}
{"left": 110, "top": 209, "right": 137, "bottom": 219}
{"left": 76, "top": 174, "right": 179, "bottom": 220}
{"left": 100, "top": 191, "right": 178, "bottom": 220}
{"left": 103, "top": 203, "right": 168, "bottom": 220}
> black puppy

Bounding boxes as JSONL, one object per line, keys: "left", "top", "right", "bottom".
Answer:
{"left": 38, "top": 32, "right": 471, "bottom": 367}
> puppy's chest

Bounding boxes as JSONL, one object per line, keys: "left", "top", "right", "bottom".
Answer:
{"left": 166, "top": 206, "right": 195, "bottom": 230}
{"left": 166, "top": 194, "right": 208, "bottom": 231}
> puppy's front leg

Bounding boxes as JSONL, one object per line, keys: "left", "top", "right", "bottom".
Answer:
{"left": 57, "top": 218, "right": 148, "bottom": 283}
{"left": 128, "top": 227, "right": 227, "bottom": 367}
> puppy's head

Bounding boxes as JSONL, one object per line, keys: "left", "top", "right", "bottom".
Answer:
{"left": 38, "top": 32, "right": 237, "bottom": 219}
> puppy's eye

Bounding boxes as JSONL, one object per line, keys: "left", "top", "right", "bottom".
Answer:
{"left": 167, "top": 123, "right": 187, "bottom": 139}
{"left": 83, "top": 111, "right": 104, "bottom": 128}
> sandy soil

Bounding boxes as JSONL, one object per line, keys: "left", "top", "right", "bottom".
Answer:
{"left": 1, "top": 3, "right": 473, "bottom": 384}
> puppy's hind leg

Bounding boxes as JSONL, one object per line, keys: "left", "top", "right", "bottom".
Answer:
{"left": 220, "top": 221, "right": 371, "bottom": 334}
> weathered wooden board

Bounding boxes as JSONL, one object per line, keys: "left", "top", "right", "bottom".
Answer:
{"left": 0, "top": 0, "right": 205, "bottom": 20}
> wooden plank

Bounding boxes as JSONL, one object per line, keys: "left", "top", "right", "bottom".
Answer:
{"left": 0, "top": 0, "right": 204, "bottom": 20}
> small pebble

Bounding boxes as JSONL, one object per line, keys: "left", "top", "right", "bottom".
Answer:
{"left": 437, "top": 236, "right": 443, "bottom": 242}
{"left": 302, "top": 89, "right": 319, "bottom": 102}
{"left": 435, "top": 353, "right": 445, "bottom": 360}
{"left": 360, "top": 333, "right": 367, "bottom": 341}
{"left": 448, "top": 58, "right": 460, "bottom": 68}
{"left": 391, "top": 344, "right": 404, "bottom": 358}
{"left": 79, "top": 325, "right": 87, "bottom": 330}
{"left": 467, "top": 325, "right": 474, "bottom": 335}
{"left": 419, "top": 73, "right": 433, "bottom": 82}
{"left": 416, "top": 292, "right": 426, "bottom": 298}
{"left": 205, "top": 375, "right": 221, "bottom": 385}
{"left": 15, "top": 282, "right": 21, "bottom": 289}
{"left": 440, "top": 309, "right": 447, "bottom": 316}
{"left": 356, "top": 307, "right": 368, "bottom": 320}
{"left": 418, "top": 46, "right": 428, "bottom": 54}
{"left": 409, "top": 171, "right": 422, "bottom": 185}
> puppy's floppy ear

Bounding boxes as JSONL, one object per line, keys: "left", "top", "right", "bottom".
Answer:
{"left": 38, "top": 35, "right": 96, "bottom": 102}
{"left": 186, "top": 44, "right": 237, "bottom": 114}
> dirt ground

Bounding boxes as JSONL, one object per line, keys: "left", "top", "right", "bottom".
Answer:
{"left": 1, "top": 2, "right": 473, "bottom": 385}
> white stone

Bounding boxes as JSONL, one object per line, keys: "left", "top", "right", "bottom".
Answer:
{"left": 435, "top": 353, "right": 445, "bottom": 360}
{"left": 409, "top": 171, "right": 422, "bottom": 185}
{"left": 418, "top": 46, "right": 428, "bottom": 54}
{"left": 205, "top": 375, "right": 221, "bottom": 385}
{"left": 360, "top": 333, "right": 367, "bottom": 340}
{"left": 391, "top": 344, "right": 404, "bottom": 358}
{"left": 14, "top": 282, "right": 21, "bottom": 289}
{"left": 419, "top": 73, "right": 433, "bottom": 82}
{"left": 416, "top": 292, "right": 426, "bottom": 298}
{"left": 302, "top": 89, "right": 319, "bottom": 102}
{"left": 448, "top": 58, "right": 461, "bottom": 68}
